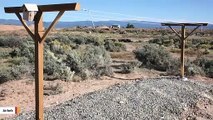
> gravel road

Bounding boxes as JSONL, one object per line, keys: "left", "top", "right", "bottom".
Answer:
{"left": 9, "top": 78, "right": 213, "bottom": 120}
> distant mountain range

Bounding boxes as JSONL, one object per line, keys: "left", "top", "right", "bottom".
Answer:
{"left": 1, "top": 19, "right": 213, "bottom": 29}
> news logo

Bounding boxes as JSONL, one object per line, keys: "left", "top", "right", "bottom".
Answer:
{"left": 0, "top": 106, "right": 20, "bottom": 115}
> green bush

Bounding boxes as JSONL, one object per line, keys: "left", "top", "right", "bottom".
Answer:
{"left": 46, "top": 34, "right": 71, "bottom": 45}
{"left": 9, "top": 40, "right": 34, "bottom": 62}
{"left": 10, "top": 64, "right": 30, "bottom": 79}
{"left": 0, "top": 66, "right": 14, "bottom": 83}
{"left": 48, "top": 39, "right": 72, "bottom": 55}
{"left": 65, "top": 45, "right": 112, "bottom": 79}
{"left": 0, "top": 36, "right": 22, "bottom": 48}
{"left": 184, "top": 62, "right": 205, "bottom": 76}
{"left": 104, "top": 40, "right": 126, "bottom": 52}
{"left": 194, "top": 57, "right": 213, "bottom": 78}
{"left": 72, "top": 35, "right": 103, "bottom": 46}
{"left": 44, "top": 50, "right": 74, "bottom": 81}
{"left": 149, "top": 36, "right": 175, "bottom": 47}
{"left": 0, "top": 57, "right": 31, "bottom": 83}
{"left": 117, "top": 61, "right": 141, "bottom": 74}
{"left": 165, "top": 59, "right": 206, "bottom": 77}
{"left": 0, "top": 48, "right": 13, "bottom": 58}
{"left": 134, "top": 44, "right": 175, "bottom": 71}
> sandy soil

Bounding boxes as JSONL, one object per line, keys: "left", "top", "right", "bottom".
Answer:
{"left": 0, "top": 25, "right": 24, "bottom": 31}
{"left": 0, "top": 76, "right": 132, "bottom": 119}
{"left": 0, "top": 73, "right": 212, "bottom": 119}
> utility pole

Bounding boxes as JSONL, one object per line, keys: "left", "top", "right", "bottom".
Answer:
{"left": 83, "top": 9, "right": 95, "bottom": 28}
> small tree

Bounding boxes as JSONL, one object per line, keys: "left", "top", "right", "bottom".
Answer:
{"left": 126, "top": 23, "right": 135, "bottom": 28}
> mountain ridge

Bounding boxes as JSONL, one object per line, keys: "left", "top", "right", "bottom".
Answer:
{"left": 0, "top": 19, "right": 212, "bottom": 29}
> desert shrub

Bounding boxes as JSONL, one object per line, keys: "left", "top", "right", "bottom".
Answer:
{"left": 189, "top": 38, "right": 212, "bottom": 49}
{"left": 46, "top": 34, "right": 71, "bottom": 45}
{"left": 0, "top": 66, "right": 14, "bottom": 83}
{"left": 65, "top": 45, "right": 112, "bottom": 80}
{"left": 0, "top": 48, "right": 13, "bottom": 58}
{"left": 44, "top": 50, "right": 74, "bottom": 81}
{"left": 133, "top": 44, "right": 202, "bottom": 77}
{"left": 184, "top": 62, "right": 205, "bottom": 76}
{"left": 8, "top": 57, "right": 29, "bottom": 65}
{"left": 119, "top": 61, "right": 141, "bottom": 74}
{"left": 10, "top": 64, "right": 30, "bottom": 79}
{"left": 0, "top": 36, "right": 22, "bottom": 48}
{"left": 67, "top": 34, "right": 103, "bottom": 46}
{"left": 0, "top": 57, "right": 31, "bottom": 83}
{"left": 9, "top": 40, "right": 34, "bottom": 62}
{"left": 10, "top": 57, "right": 32, "bottom": 78}
{"left": 104, "top": 40, "right": 126, "bottom": 52}
{"left": 81, "top": 45, "right": 112, "bottom": 77}
{"left": 134, "top": 44, "right": 176, "bottom": 71}
{"left": 194, "top": 57, "right": 213, "bottom": 78}
{"left": 203, "top": 48, "right": 210, "bottom": 55}
{"left": 149, "top": 36, "right": 174, "bottom": 47}
{"left": 48, "top": 39, "right": 72, "bottom": 55}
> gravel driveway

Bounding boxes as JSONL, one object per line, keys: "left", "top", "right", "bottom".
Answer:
{"left": 10, "top": 78, "right": 213, "bottom": 120}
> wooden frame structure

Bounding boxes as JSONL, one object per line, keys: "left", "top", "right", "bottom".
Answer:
{"left": 5, "top": 3, "right": 80, "bottom": 120}
{"left": 161, "top": 23, "right": 208, "bottom": 79}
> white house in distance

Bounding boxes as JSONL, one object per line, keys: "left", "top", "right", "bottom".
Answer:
{"left": 22, "top": 3, "right": 38, "bottom": 21}
{"left": 111, "top": 24, "right": 121, "bottom": 29}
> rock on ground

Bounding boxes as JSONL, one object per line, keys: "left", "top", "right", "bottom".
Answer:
{"left": 9, "top": 78, "right": 213, "bottom": 120}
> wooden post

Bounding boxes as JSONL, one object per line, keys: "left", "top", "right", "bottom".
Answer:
{"left": 161, "top": 23, "right": 207, "bottom": 79}
{"left": 180, "top": 26, "right": 185, "bottom": 78}
{"left": 34, "top": 12, "right": 44, "bottom": 120}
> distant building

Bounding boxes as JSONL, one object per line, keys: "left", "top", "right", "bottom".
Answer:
{"left": 111, "top": 24, "right": 121, "bottom": 29}
{"left": 96, "top": 25, "right": 110, "bottom": 30}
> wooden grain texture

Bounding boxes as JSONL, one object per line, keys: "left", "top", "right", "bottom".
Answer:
{"left": 34, "top": 11, "right": 44, "bottom": 120}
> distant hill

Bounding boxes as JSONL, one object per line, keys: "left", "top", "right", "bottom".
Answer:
{"left": 1, "top": 19, "right": 213, "bottom": 29}
{"left": 0, "top": 19, "right": 22, "bottom": 25}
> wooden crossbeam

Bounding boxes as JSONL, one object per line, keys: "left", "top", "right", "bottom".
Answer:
{"left": 161, "top": 23, "right": 208, "bottom": 26}
{"left": 4, "top": 3, "right": 80, "bottom": 13}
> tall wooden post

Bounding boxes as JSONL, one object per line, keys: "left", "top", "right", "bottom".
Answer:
{"left": 4, "top": 3, "right": 80, "bottom": 120}
{"left": 34, "top": 12, "right": 44, "bottom": 120}
{"left": 161, "top": 23, "right": 208, "bottom": 79}
{"left": 180, "top": 26, "right": 185, "bottom": 78}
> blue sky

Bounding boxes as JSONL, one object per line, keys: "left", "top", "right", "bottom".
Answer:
{"left": 0, "top": 0, "right": 213, "bottom": 23}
